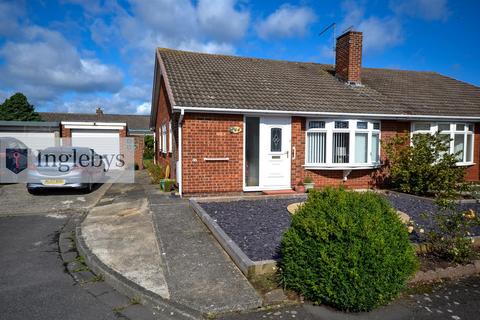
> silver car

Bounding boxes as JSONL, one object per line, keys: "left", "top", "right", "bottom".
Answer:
{"left": 27, "top": 147, "right": 105, "bottom": 193}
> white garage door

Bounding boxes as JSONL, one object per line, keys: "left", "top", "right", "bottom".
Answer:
{"left": 71, "top": 130, "right": 120, "bottom": 157}
{"left": 0, "top": 132, "right": 56, "bottom": 154}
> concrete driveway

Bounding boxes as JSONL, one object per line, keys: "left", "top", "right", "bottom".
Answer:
{"left": 0, "top": 183, "right": 109, "bottom": 216}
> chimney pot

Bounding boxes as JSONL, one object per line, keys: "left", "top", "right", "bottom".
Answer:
{"left": 335, "top": 31, "right": 363, "bottom": 84}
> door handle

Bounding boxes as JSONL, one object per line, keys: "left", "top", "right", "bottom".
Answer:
{"left": 285, "top": 150, "right": 289, "bottom": 158}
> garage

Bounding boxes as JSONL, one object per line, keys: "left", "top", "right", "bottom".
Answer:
{"left": 71, "top": 129, "right": 120, "bottom": 157}
{"left": 0, "top": 121, "right": 59, "bottom": 153}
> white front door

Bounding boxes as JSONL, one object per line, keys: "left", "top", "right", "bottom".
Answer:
{"left": 259, "top": 116, "right": 291, "bottom": 190}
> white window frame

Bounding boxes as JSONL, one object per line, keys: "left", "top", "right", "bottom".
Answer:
{"left": 305, "top": 119, "right": 381, "bottom": 169}
{"left": 161, "top": 124, "right": 167, "bottom": 154}
{"left": 411, "top": 122, "right": 475, "bottom": 166}
{"left": 168, "top": 121, "right": 173, "bottom": 153}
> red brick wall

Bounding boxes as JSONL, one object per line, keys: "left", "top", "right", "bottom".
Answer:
{"left": 182, "top": 113, "right": 243, "bottom": 193}
{"left": 155, "top": 77, "right": 176, "bottom": 179}
{"left": 335, "top": 31, "right": 363, "bottom": 83}
{"left": 133, "top": 136, "right": 145, "bottom": 170}
{"left": 291, "top": 118, "right": 411, "bottom": 189}
{"left": 465, "top": 123, "right": 480, "bottom": 181}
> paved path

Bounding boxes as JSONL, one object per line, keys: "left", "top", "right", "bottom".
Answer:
{"left": 147, "top": 187, "right": 263, "bottom": 314}
{"left": 82, "top": 183, "right": 170, "bottom": 298}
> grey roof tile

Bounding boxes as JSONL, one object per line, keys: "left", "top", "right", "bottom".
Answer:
{"left": 157, "top": 48, "right": 480, "bottom": 118}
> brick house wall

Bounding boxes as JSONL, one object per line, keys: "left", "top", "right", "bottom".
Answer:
{"left": 465, "top": 123, "right": 480, "bottom": 181}
{"left": 181, "top": 113, "right": 243, "bottom": 193}
{"left": 133, "top": 136, "right": 145, "bottom": 169}
{"left": 155, "top": 77, "right": 177, "bottom": 179}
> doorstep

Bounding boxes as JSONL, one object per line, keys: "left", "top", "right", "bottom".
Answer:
{"left": 262, "top": 189, "right": 297, "bottom": 195}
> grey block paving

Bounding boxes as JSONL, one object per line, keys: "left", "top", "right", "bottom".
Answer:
{"left": 148, "top": 189, "right": 263, "bottom": 314}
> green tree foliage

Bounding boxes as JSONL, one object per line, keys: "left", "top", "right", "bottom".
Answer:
{"left": 384, "top": 133, "right": 466, "bottom": 205}
{"left": 280, "top": 188, "right": 417, "bottom": 312}
{"left": 0, "top": 93, "right": 41, "bottom": 121}
{"left": 143, "top": 135, "right": 154, "bottom": 159}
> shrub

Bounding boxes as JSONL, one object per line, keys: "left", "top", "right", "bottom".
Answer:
{"left": 143, "top": 135, "right": 154, "bottom": 160}
{"left": 383, "top": 133, "right": 466, "bottom": 205}
{"left": 144, "top": 161, "right": 164, "bottom": 184}
{"left": 280, "top": 188, "right": 417, "bottom": 312}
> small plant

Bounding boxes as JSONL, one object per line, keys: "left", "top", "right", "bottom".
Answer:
{"left": 144, "top": 161, "right": 164, "bottom": 184}
{"left": 383, "top": 133, "right": 466, "bottom": 205}
{"left": 303, "top": 176, "right": 313, "bottom": 184}
{"left": 129, "top": 297, "right": 141, "bottom": 305}
{"left": 280, "top": 188, "right": 417, "bottom": 312}
{"left": 424, "top": 209, "right": 480, "bottom": 264}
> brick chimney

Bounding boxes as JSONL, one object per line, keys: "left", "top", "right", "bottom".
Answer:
{"left": 335, "top": 31, "right": 363, "bottom": 84}
{"left": 96, "top": 107, "right": 103, "bottom": 116}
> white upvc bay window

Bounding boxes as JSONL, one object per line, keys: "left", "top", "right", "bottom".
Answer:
{"left": 305, "top": 119, "right": 381, "bottom": 169}
{"left": 412, "top": 122, "right": 475, "bottom": 165}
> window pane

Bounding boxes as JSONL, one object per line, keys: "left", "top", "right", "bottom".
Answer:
{"left": 271, "top": 128, "right": 282, "bottom": 152}
{"left": 414, "top": 123, "right": 430, "bottom": 131}
{"left": 333, "top": 132, "right": 349, "bottom": 163}
{"left": 372, "top": 133, "right": 380, "bottom": 163}
{"left": 355, "top": 133, "right": 368, "bottom": 163}
{"left": 335, "top": 121, "right": 349, "bottom": 129}
{"left": 466, "top": 134, "right": 473, "bottom": 162}
{"left": 456, "top": 124, "right": 465, "bottom": 131}
{"left": 454, "top": 134, "right": 464, "bottom": 161}
{"left": 357, "top": 122, "right": 368, "bottom": 129}
{"left": 468, "top": 124, "right": 474, "bottom": 132}
{"left": 307, "top": 132, "right": 326, "bottom": 163}
{"left": 438, "top": 123, "right": 450, "bottom": 131}
{"left": 245, "top": 117, "right": 260, "bottom": 186}
{"left": 308, "top": 121, "right": 325, "bottom": 129}
{"left": 373, "top": 123, "right": 380, "bottom": 130}
{"left": 439, "top": 133, "right": 451, "bottom": 158}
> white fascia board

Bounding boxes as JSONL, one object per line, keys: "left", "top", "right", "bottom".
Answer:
{"left": 94, "top": 122, "right": 126, "bottom": 126}
{"left": 61, "top": 121, "right": 95, "bottom": 126}
{"left": 172, "top": 106, "right": 480, "bottom": 121}
{"left": 64, "top": 125, "right": 125, "bottom": 130}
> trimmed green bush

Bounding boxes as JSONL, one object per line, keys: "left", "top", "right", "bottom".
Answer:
{"left": 280, "top": 188, "right": 417, "bottom": 312}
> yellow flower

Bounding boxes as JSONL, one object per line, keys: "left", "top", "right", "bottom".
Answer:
{"left": 464, "top": 209, "right": 476, "bottom": 219}
{"left": 407, "top": 226, "right": 414, "bottom": 233}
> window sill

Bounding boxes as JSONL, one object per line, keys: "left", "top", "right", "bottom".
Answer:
{"left": 456, "top": 162, "right": 475, "bottom": 167}
{"left": 303, "top": 164, "right": 381, "bottom": 170}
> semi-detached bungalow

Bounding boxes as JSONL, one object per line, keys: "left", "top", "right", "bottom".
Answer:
{"left": 150, "top": 31, "right": 480, "bottom": 196}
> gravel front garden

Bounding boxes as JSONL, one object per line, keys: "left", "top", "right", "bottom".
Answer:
{"left": 200, "top": 192, "right": 480, "bottom": 262}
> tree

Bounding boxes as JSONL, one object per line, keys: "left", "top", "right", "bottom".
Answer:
{"left": 0, "top": 93, "right": 41, "bottom": 121}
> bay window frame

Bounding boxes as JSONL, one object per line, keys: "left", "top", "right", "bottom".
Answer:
{"left": 305, "top": 119, "right": 381, "bottom": 169}
{"left": 411, "top": 122, "right": 475, "bottom": 166}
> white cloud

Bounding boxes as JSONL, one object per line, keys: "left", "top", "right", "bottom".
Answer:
{"left": 135, "top": 102, "right": 150, "bottom": 114}
{"left": 339, "top": 1, "right": 403, "bottom": 52}
{"left": 256, "top": 4, "right": 316, "bottom": 39}
{"left": 197, "top": 0, "right": 249, "bottom": 41}
{"left": 0, "top": 0, "right": 25, "bottom": 36}
{"left": 0, "top": 26, "right": 123, "bottom": 101}
{"left": 390, "top": 0, "right": 450, "bottom": 21}
{"left": 357, "top": 17, "right": 403, "bottom": 52}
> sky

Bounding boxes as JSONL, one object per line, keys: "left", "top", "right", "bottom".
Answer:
{"left": 0, "top": 0, "right": 478, "bottom": 115}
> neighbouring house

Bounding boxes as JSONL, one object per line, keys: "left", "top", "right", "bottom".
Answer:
{"left": 0, "top": 109, "right": 151, "bottom": 169}
{"left": 40, "top": 109, "right": 151, "bottom": 169}
{"left": 150, "top": 31, "right": 480, "bottom": 195}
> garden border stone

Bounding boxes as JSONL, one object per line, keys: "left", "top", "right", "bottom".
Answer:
{"left": 189, "top": 199, "right": 278, "bottom": 278}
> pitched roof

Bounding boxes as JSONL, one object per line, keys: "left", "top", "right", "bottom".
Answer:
{"left": 156, "top": 48, "right": 480, "bottom": 118}
{"left": 39, "top": 112, "right": 151, "bottom": 132}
